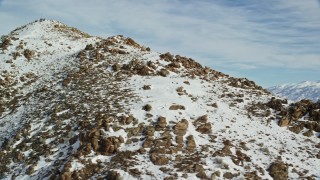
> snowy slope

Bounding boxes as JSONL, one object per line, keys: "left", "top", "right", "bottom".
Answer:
{"left": 269, "top": 81, "right": 320, "bottom": 102}
{"left": 0, "top": 19, "right": 319, "bottom": 180}
{"left": 0, "top": 19, "right": 99, "bottom": 145}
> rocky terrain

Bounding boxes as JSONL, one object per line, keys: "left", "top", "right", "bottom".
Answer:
{"left": 0, "top": 19, "right": 319, "bottom": 180}
{"left": 269, "top": 81, "right": 320, "bottom": 102}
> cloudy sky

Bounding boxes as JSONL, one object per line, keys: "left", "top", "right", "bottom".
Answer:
{"left": 0, "top": 0, "right": 319, "bottom": 87}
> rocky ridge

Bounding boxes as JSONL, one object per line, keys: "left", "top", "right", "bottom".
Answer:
{"left": 0, "top": 19, "right": 319, "bottom": 180}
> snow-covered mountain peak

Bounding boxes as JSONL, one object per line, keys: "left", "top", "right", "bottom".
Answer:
{"left": 269, "top": 81, "right": 320, "bottom": 102}
{"left": 0, "top": 19, "right": 99, "bottom": 92}
{"left": 8, "top": 19, "right": 92, "bottom": 41}
{"left": 0, "top": 20, "right": 319, "bottom": 180}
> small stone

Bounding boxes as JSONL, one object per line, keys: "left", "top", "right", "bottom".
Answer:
{"left": 302, "top": 130, "right": 313, "bottom": 137}
{"left": 157, "top": 116, "right": 167, "bottom": 128}
{"left": 183, "top": 81, "right": 190, "bottom": 85}
{"left": 196, "top": 171, "right": 207, "bottom": 179}
{"left": 169, "top": 104, "right": 185, "bottom": 110}
{"left": 176, "top": 87, "right": 184, "bottom": 92}
{"left": 142, "top": 85, "right": 151, "bottom": 90}
{"left": 143, "top": 104, "right": 152, "bottom": 111}
{"left": 129, "top": 168, "right": 141, "bottom": 177}
{"left": 139, "top": 148, "right": 146, "bottom": 154}
{"left": 112, "top": 63, "right": 121, "bottom": 71}
{"left": 125, "top": 115, "right": 134, "bottom": 124}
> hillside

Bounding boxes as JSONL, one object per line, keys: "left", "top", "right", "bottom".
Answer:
{"left": 269, "top": 81, "right": 320, "bottom": 102}
{"left": 0, "top": 19, "right": 319, "bottom": 180}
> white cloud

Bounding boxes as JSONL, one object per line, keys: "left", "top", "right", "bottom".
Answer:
{"left": 0, "top": 0, "right": 319, "bottom": 82}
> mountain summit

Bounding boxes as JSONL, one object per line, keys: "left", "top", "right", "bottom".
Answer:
{"left": 0, "top": 19, "right": 319, "bottom": 180}
{"left": 269, "top": 81, "right": 320, "bottom": 102}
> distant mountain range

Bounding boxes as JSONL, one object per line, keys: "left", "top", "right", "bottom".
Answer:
{"left": 268, "top": 81, "right": 320, "bottom": 102}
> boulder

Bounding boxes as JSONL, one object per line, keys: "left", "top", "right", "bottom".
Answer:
{"left": 100, "top": 137, "right": 122, "bottom": 155}
{"left": 150, "top": 153, "right": 169, "bottom": 165}
{"left": 159, "top": 69, "right": 170, "bottom": 77}
{"left": 186, "top": 135, "right": 196, "bottom": 151}
{"left": 137, "top": 66, "right": 151, "bottom": 76}
{"left": 143, "top": 104, "right": 152, "bottom": 111}
{"left": 174, "top": 119, "right": 189, "bottom": 136}
{"left": 142, "top": 85, "right": 151, "bottom": 90}
{"left": 169, "top": 104, "right": 185, "bottom": 110}
{"left": 302, "top": 130, "right": 313, "bottom": 137}
{"left": 278, "top": 118, "right": 290, "bottom": 127}
{"left": 156, "top": 116, "right": 167, "bottom": 129}
{"left": 106, "top": 170, "right": 122, "bottom": 180}
{"left": 143, "top": 137, "right": 154, "bottom": 148}
{"left": 145, "top": 126, "right": 155, "bottom": 136}
{"left": 159, "top": 52, "right": 174, "bottom": 61}
{"left": 112, "top": 63, "right": 121, "bottom": 71}
{"left": 196, "top": 123, "right": 212, "bottom": 134}
{"left": 154, "top": 137, "right": 171, "bottom": 148}
{"left": 267, "top": 98, "right": 286, "bottom": 111}
{"left": 268, "top": 161, "right": 288, "bottom": 180}
{"left": 176, "top": 135, "right": 184, "bottom": 147}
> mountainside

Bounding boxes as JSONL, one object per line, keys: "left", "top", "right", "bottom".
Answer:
{"left": 268, "top": 81, "right": 320, "bottom": 102}
{"left": 0, "top": 19, "right": 319, "bottom": 180}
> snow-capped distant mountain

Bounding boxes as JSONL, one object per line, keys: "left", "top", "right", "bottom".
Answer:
{"left": 268, "top": 81, "right": 320, "bottom": 102}
{"left": 0, "top": 19, "right": 319, "bottom": 180}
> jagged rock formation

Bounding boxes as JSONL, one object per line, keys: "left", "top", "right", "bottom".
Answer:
{"left": 0, "top": 19, "right": 319, "bottom": 180}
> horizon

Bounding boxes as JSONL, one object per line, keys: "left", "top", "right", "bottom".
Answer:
{"left": 1, "top": 0, "right": 319, "bottom": 87}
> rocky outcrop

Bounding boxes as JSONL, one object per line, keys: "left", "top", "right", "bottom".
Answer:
{"left": 265, "top": 98, "right": 320, "bottom": 134}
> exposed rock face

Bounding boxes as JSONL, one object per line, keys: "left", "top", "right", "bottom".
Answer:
{"left": 265, "top": 97, "right": 320, "bottom": 134}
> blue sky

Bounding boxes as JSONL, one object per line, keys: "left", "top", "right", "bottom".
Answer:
{"left": 0, "top": 0, "right": 319, "bottom": 87}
